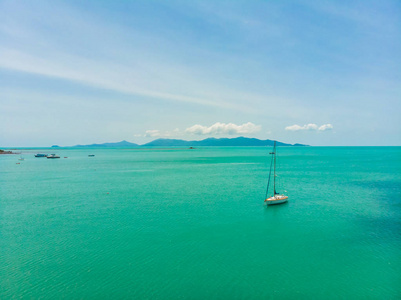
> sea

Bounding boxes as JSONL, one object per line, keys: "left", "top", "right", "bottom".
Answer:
{"left": 1, "top": 146, "right": 400, "bottom": 299}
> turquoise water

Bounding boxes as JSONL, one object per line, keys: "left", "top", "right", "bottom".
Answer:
{"left": 1, "top": 147, "right": 401, "bottom": 299}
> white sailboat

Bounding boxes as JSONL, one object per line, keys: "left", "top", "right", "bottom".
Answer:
{"left": 264, "top": 141, "right": 288, "bottom": 205}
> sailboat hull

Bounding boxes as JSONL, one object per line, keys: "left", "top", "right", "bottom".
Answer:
{"left": 265, "top": 196, "right": 288, "bottom": 205}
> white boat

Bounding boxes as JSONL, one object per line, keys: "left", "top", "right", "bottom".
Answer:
{"left": 47, "top": 154, "right": 60, "bottom": 159}
{"left": 265, "top": 194, "right": 288, "bottom": 205}
{"left": 264, "top": 141, "right": 288, "bottom": 205}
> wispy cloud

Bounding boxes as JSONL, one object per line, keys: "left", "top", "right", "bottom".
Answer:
{"left": 285, "top": 124, "right": 333, "bottom": 131}
{"left": 185, "top": 122, "right": 261, "bottom": 135}
{"left": 0, "top": 0, "right": 263, "bottom": 113}
{"left": 0, "top": 48, "right": 246, "bottom": 110}
{"left": 0, "top": 0, "right": 285, "bottom": 121}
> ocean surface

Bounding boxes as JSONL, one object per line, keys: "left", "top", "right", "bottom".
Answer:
{"left": 1, "top": 146, "right": 401, "bottom": 299}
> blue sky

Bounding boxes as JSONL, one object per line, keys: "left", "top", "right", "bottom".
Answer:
{"left": 1, "top": 0, "right": 400, "bottom": 146}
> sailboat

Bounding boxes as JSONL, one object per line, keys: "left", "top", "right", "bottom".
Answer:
{"left": 264, "top": 141, "right": 288, "bottom": 205}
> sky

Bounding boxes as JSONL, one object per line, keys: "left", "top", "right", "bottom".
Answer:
{"left": 1, "top": 0, "right": 400, "bottom": 146}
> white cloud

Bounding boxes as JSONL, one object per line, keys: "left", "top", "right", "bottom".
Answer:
{"left": 185, "top": 122, "right": 261, "bottom": 135}
{"left": 144, "top": 128, "right": 181, "bottom": 138}
{"left": 285, "top": 124, "right": 318, "bottom": 131}
{"left": 144, "top": 130, "right": 161, "bottom": 137}
{"left": 318, "top": 124, "right": 333, "bottom": 131}
{"left": 285, "top": 123, "right": 333, "bottom": 131}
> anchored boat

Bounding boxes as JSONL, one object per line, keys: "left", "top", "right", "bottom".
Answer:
{"left": 264, "top": 141, "right": 288, "bottom": 205}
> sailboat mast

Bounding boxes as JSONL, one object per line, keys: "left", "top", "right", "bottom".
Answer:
{"left": 265, "top": 143, "right": 274, "bottom": 199}
{"left": 273, "top": 141, "right": 276, "bottom": 195}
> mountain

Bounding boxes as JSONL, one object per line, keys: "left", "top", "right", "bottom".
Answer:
{"left": 73, "top": 140, "right": 139, "bottom": 148}
{"left": 142, "top": 137, "right": 306, "bottom": 147}
{"left": 143, "top": 139, "right": 194, "bottom": 147}
{"left": 70, "top": 137, "right": 307, "bottom": 148}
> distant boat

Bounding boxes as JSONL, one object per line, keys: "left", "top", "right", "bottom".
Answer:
{"left": 47, "top": 154, "right": 60, "bottom": 159}
{"left": 18, "top": 156, "right": 24, "bottom": 161}
{"left": 88, "top": 154, "right": 95, "bottom": 157}
{"left": 264, "top": 141, "right": 288, "bottom": 205}
{"left": 35, "top": 153, "right": 48, "bottom": 157}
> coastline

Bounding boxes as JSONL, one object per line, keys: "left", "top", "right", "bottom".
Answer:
{"left": 0, "top": 149, "right": 16, "bottom": 154}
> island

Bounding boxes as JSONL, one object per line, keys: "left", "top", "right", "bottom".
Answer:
{"left": 69, "top": 137, "right": 308, "bottom": 148}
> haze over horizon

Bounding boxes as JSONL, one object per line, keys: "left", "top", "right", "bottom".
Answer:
{"left": 1, "top": 0, "right": 400, "bottom": 147}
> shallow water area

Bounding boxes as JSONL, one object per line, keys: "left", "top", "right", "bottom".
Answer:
{"left": 1, "top": 146, "right": 401, "bottom": 299}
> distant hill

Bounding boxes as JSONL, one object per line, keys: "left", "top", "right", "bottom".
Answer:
{"left": 73, "top": 140, "right": 139, "bottom": 148}
{"left": 143, "top": 137, "right": 307, "bottom": 147}
{"left": 71, "top": 137, "right": 307, "bottom": 148}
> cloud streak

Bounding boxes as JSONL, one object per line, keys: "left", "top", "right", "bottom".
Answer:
{"left": 0, "top": 48, "right": 242, "bottom": 110}
{"left": 285, "top": 123, "right": 333, "bottom": 131}
{"left": 185, "top": 122, "right": 261, "bottom": 135}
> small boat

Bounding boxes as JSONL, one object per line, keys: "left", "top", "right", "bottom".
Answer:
{"left": 47, "top": 154, "right": 60, "bottom": 159}
{"left": 35, "top": 153, "right": 48, "bottom": 157}
{"left": 88, "top": 154, "right": 95, "bottom": 157}
{"left": 264, "top": 141, "right": 288, "bottom": 205}
{"left": 18, "top": 156, "right": 24, "bottom": 161}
